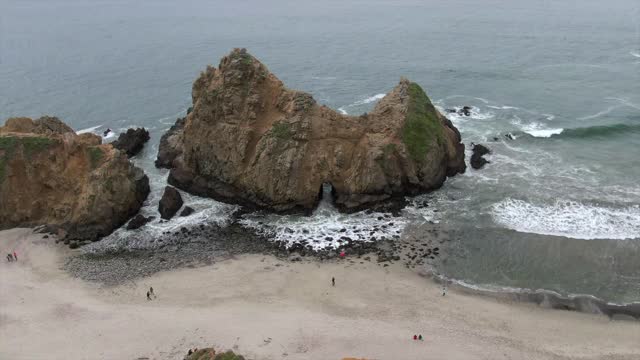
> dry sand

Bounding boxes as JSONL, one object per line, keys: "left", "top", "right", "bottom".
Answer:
{"left": 1, "top": 228, "right": 639, "bottom": 360}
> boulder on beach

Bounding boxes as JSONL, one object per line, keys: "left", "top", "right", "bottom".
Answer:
{"left": 158, "top": 48, "right": 465, "bottom": 213}
{"left": 470, "top": 143, "right": 491, "bottom": 169}
{"left": 159, "top": 186, "right": 183, "bottom": 220}
{"left": 0, "top": 116, "right": 150, "bottom": 243}
{"left": 111, "top": 127, "right": 150, "bottom": 157}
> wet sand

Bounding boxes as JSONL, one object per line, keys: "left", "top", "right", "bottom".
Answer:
{"left": 1, "top": 228, "right": 639, "bottom": 359}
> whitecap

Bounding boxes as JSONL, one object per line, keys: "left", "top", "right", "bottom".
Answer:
{"left": 577, "top": 106, "right": 620, "bottom": 121}
{"left": 491, "top": 199, "right": 640, "bottom": 240}
{"left": 352, "top": 93, "right": 386, "bottom": 106}
{"left": 525, "top": 128, "right": 564, "bottom": 138}
{"left": 76, "top": 125, "right": 102, "bottom": 134}
{"left": 630, "top": 51, "right": 640, "bottom": 58}
{"left": 337, "top": 107, "right": 348, "bottom": 115}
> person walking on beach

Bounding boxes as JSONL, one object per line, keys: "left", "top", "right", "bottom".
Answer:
{"left": 331, "top": 277, "right": 335, "bottom": 287}
{"left": 146, "top": 291, "right": 151, "bottom": 301}
{"left": 6, "top": 253, "right": 13, "bottom": 262}
{"left": 442, "top": 285, "right": 446, "bottom": 296}
{"left": 149, "top": 286, "right": 155, "bottom": 298}
{"left": 13, "top": 251, "right": 17, "bottom": 261}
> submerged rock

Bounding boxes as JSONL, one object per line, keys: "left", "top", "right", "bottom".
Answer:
{"left": 158, "top": 186, "right": 183, "bottom": 220}
{"left": 0, "top": 116, "right": 150, "bottom": 243}
{"left": 179, "top": 206, "right": 195, "bottom": 217}
{"left": 111, "top": 127, "right": 150, "bottom": 157}
{"left": 126, "top": 214, "right": 155, "bottom": 230}
{"left": 158, "top": 48, "right": 465, "bottom": 213}
{"left": 470, "top": 144, "right": 491, "bottom": 169}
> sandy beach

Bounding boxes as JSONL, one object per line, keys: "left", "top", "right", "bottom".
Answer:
{"left": 1, "top": 228, "right": 639, "bottom": 360}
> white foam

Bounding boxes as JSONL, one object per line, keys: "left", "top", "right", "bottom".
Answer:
{"left": 76, "top": 125, "right": 102, "bottom": 134}
{"left": 338, "top": 93, "right": 386, "bottom": 115}
{"left": 240, "top": 185, "right": 406, "bottom": 250}
{"left": 630, "top": 51, "right": 640, "bottom": 58}
{"left": 577, "top": 105, "right": 620, "bottom": 121}
{"left": 525, "top": 128, "right": 564, "bottom": 138}
{"left": 517, "top": 121, "right": 563, "bottom": 138}
{"left": 487, "top": 105, "right": 519, "bottom": 110}
{"left": 353, "top": 93, "right": 386, "bottom": 106}
{"left": 491, "top": 199, "right": 640, "bottom": 240}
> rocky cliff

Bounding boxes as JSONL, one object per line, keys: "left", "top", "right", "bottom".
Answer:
{"left": 0, "top": 116, "right": 149, "bottom": 243}
{"left": 157, "top": 48, "right": 465, "bottom": 213}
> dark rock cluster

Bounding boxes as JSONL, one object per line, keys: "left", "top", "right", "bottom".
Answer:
{"left": 111, "top": 127, "right": 150, "bottom": 157}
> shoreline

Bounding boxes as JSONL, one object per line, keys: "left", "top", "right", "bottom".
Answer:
{"left": 2, "top": 228, "right": 640, "bottom": 359}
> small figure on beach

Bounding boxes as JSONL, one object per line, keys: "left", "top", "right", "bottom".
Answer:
{"left": 413, "top": 334, "right": 417, "bottom": 340}
{"left": 418, "top": 334, "right": 423, "bottom": 341}
{"left": 6, "top": 253, "right": 13, "bottom": 262}
{"left": 146, "top": 291, "right": 151, "bottom": 301}
{"left": 149, "top": 286, "right": 155, "bottom": 298}
{"left": 188, "top": 349, "right": 193, "bottom": 355}
{"left": 331, "top": 277, "right": 335, "bottom": 286}
{"left": 339, "top": 251, "right": 346, "bottom": 258}
{"left": 442, "top": 285, "right": 446, "bottom": 296}
{"left": 13, "top": 251, "right": 17, "bottom": 261}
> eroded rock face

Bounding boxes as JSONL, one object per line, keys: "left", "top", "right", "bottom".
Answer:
{"left": 158, "top": 48, "right": 465, "bottom": 213}
{"left": 0, "top": 117, "right": 150, "bottom": 242}
{"left": 111, "top": 127, "right": 150, "bottom": 157}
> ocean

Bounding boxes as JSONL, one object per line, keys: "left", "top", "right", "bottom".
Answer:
{"left": 2, "top": 0, "right": 639, "bottom": 304}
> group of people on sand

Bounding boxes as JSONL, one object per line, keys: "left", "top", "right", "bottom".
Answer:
{"left": 146, "top": 287, "right": 156, "bottom": 300}
{"left": 413, "top": 334, "right": 424, "bottom": 341}
{"left": 6, "top": 251, "right": 17, "bottom": 262}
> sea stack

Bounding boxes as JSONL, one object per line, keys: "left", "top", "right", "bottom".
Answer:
{"left": 157, "top": 48, "right": 465, "bottom": 213}
{"left": 0, "top": 116, "right": 150, "bottom": 244}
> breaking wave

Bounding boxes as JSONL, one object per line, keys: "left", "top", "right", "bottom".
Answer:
{"left": 522, "top": 123, "right": 640, "bottom": 139}
{"left": 491, "top": 199, "right": 640, "bottom": 240}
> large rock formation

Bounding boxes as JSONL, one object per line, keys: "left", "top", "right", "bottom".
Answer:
{"left": 157, "top": 48, "right": 465, "bottom": 213}
{"left": 0, "top": 116, "right": 150, "bottom": 242}
{"left": 111, "top": 127, "right": 150, "bottom": 157}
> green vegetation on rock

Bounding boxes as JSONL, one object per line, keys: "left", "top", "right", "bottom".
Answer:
{"left": 0, "top": 136, "right": 55, "bottom": 182}
{"left": 0, "top": 157, "right": 7, "bottom": 183}
{"left": 402, "top": 82, "right": 443, "bottom": 162}
{"left": 271, "top": 122, "right": 292, "bottom": 140}
{"left": 20, "top": 136, "right": 54, "bottom": 157}
{"left": 88, "top": 146, "right": 104, "bottom": 169}
{"left": 185, "top": 349, "right": 245, "bottom": 360}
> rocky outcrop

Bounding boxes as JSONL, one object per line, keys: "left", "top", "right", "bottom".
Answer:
{"left": 158, "top": 48, "right": 465, "bottom": 213}
{"left": 0, "top": 117, "right": 150, "bottom": 243}
{"left": 155, "top": 117, "right": 186, "bottom": 168}
{"left": 111, "top": 127, "right": 150, "bottom": 157}
{"left": 470, "top": 144, "right": 490, "bottom": 169}
{"left": 158, "top": 186, "right": 183, "bottom": 219}
{"left": 126, "top": 214, "right": 155, "bottom": 230}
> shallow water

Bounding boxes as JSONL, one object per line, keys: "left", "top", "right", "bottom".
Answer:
{"left": 2, "top": 0, "right": 639, "bottom": 303}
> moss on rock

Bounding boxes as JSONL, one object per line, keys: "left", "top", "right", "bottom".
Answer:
{"left": 402, "top": 82, "right": 443, "bottom": 162}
